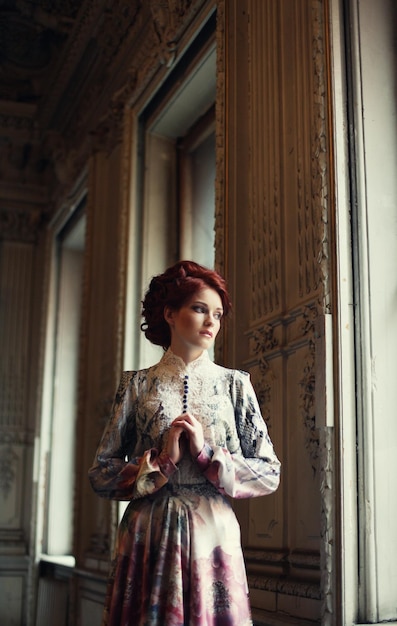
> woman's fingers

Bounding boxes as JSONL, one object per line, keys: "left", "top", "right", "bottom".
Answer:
{"left": 171, "top": 414, "right": 204, "bottom": 457}
{"left": 172, "top": 413, "right": 198, "bottom": 427}
{"left": 166, "top": 425, "right": 186, "bottom": 464}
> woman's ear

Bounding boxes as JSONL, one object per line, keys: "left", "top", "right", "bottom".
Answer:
{"left": 164, "top": 306, "right": 174, "bottom": 326}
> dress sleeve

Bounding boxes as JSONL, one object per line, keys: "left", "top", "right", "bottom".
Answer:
{"left": 88, "top": 371, "right": 177, "bottom": 501}
{"left": 197, "top": 370, "right": 281, "bottom": 498}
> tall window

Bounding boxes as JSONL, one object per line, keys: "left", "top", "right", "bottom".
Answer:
{"left": 39, "top": 207, "right": 86, "bottom": 557}
{"left": 134, "top": 20, "right": 217, "bottom": 368}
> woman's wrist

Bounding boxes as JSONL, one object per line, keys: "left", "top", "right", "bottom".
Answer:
{"left": 195, "top": 443, "right": 214, "bottom": 471}
{"left": 158, "top": 450, "right": 178, "bottom": 477}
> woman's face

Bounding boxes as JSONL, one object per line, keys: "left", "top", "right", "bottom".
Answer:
{"left": 165, "top": 287, "right": 223, "bottom": 362}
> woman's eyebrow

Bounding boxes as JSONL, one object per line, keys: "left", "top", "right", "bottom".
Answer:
{"left": 193, "top": 300, "right": 223, "bottom": 312}
{"left": 192, "top": 300, "right": 223, "bottom": 310}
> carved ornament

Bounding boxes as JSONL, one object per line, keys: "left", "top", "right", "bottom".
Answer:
{"left": 43, "top": 130, "right": 82, "bottom": 187}
{"left": 248, "top": 573, "right": 321, "bottom": 600}
{"left": 0, "top": 0, "right": 79, "bottom": 104}
{"left": 214, "top": 0, "right": 225, "bottom": 279}
{"left": 87, "top": 531, "right": 110, "bottom": 556}
{"left": 0, "top": 207, "right": 44, "bottom": 243}
{"left": 312, "top": 0, "right": 331, "bottom": 314}
{"left": 89, "top": 99, "right": 127, "bottom": 155}
{"left": 250, "top": 325, "right": 278, "bottom": 429}
{"left": 0, "top": 113, "right": 35, "bottom": 136}
{"left": 319, "top": 427, "right": 335, "bottom": 625}
{"left": 148, "top": 0, "right": 197, "bottom": 67}
{"left": 0, "top": 429, "right": 33, "bottom": 446}
{"left": 0, "top": 445, "right": 18, "bottom": 499}
{"left": 299, "top": 306, "right": 320, "bottom": 471}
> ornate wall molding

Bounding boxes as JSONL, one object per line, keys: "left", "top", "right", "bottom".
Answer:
{"left": 214, "top": 0, "right": 225, "bottom": 262}
{"left": 149, "top": 0, "right": 190, "bottom": 67}
{"left": 248, "top": 573, "right": 321, "bottom": 601}
{"left": 87, "top": 531, "right": 110, "bottom": 556}
{"left": 108, "top": 1, "right": 209, "bottom": 108}
{"left": 0, "top": 444, "right": 18, "bottom": 499}
{"left": 299, "top": 305, "right": 320, "bottom": 472}
{"left": 89, "top": 100, "right": 127, "bottom": 156}
{"left": 39, "top": 0, "right": 108, "bottom": 126}
{"left": 319, "top": 426, "right": 335, "bottom": 626}
{"left": 0, "top": 429, "right": 33, "bottom": 446}
{"left": 312, "top": 0, "right": 332, "bottom": 315}
{"left": 310, "top": 2, "right": 335, "bottom": 623}
{"left": 0, "top": 243, "right": 34, "bottom": 439}
{"left": 0, "top": 114, "right": 36, "bottom": 137}
{"left": 0, "top": 138, "right": 51, "bottom": 190}
{"left": 64, "top": 2, "right": 210, "bottom": 160}
{"left": 247, "top": 0, "right": 282, "bottom": 322}
{"left": 0, "top": 208, "right": 44, "bottom": 243}
{"left": 250, "top": 325, "right": 279, "bottom": 429}
{"left": 214, "top": 0, "right": 225, "bottom": 364}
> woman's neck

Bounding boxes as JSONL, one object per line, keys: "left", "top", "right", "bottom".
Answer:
{"left": 169, "top": 345, "right": 204, "bottom": 364}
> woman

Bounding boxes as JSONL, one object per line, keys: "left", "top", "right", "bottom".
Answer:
{"left": 89, "top": 260, "right": 281, "bottom": 626}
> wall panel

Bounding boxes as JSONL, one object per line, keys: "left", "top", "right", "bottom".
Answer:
{"left": 0, "top": 572, "right": 25, "bottom": 626}
{"left": 223, "top": 0, "right": 333, "bottom": 622}
{"left": 0, "top": 240, "right": 37, "bottom": 624}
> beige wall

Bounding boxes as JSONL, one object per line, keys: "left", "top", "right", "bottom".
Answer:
{"left": 223, "top": 1, "right": 332, "bottom": 622}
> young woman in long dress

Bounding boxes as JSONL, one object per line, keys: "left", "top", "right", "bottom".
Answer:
{"left": 89, "top": 260, "right": 281, "bottom": 626}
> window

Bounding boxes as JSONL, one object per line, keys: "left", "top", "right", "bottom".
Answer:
{"left": 39, "top": 206, "right": 86, "bottom": 558}
{"left": 134, "top": 22, "right": 217, "bottom": 368}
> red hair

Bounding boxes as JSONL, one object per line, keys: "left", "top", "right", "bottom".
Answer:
{"left": 141, "top": 260, "right": 232, "bottom": 349}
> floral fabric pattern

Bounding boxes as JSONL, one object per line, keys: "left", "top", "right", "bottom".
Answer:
{"left": 89, "top": 349, "right": 280, "bottom": 626}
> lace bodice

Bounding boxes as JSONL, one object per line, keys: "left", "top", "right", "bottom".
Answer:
{"left": 89, "top": 349, "right": 281, "bottom": 500}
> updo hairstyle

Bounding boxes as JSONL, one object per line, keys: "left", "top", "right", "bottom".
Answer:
{"left": 141, "top": 260, "right": 232, "bottom": 349}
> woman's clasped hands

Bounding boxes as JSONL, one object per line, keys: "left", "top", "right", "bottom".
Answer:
{"left": 165, "top": 413, "right": 205, "bottom": 464}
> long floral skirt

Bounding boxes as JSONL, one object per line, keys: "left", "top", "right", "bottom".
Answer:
{"left": 101, "top": 484, "right": 252, "bottom": 626}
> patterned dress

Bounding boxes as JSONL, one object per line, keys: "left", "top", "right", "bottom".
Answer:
{"left": 88, "top": 349, "right": 281, "bottom": 626}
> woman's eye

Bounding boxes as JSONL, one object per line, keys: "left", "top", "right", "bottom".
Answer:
{"left": 214, "top": 312, "right": 223, "bottom": 320}
{"left": 192, "top": 305, "right": 206, "bottom": 313}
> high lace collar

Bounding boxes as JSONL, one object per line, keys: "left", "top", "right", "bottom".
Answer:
{"left": 160, "top": 348, "right": 211, "bottom": 374}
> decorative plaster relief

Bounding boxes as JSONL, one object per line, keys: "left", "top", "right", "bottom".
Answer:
{"left": 250, "top": 325, "right": 279, "bottom": 429}
{"left": 85, "top": 1, "right": 208, "bottom": 155}
{"left": 149, "top": 0, "right": 183, "bottom": 67}
{"left": 41, "top": 131, "right": 80, "bottom": 187}
{"left": 87, "top": 531, "right": 110, "bottom": 556}
{"left": 0, "top": 430, "right": 32, "bottom": 446}
{"left": 148, "top": 0, "right": 207, "bottom": 66}
{"left": 39, "top": 0, "right": 107, "bottom": 125}
{"left": 310, "top": 4, "right": 334, "bottom": 622}
{"left": 319, "top": 426, "right": 334, "bottom": 626}
{"left": 0, "top": 113, "right": 35, "bottom": 136}
{"left": 220, "top": 0, "right": 332, "bottom": 620}
{"left": 0, "top": 445, "right": 18, "bottom": 499}
{"left": 90, "top": 100, "right": 127, "bottom": 155}
{"left": 0, "top": 575, "right": 24, "bottom": 625}
{"left": 0, "top": 140, "right": 51, "bottom": 188}
{"left": 95, "top": 2, "right": 142, "bottom": 68}
{"left": 248, "top": 573, "right": 321, "bottom": 601}
{"left": 299, "top": 306, "right": 320, "bottom": 472}
{"left": 0, "top": 0, "right": 79, "bottom": 106}
{"left": 246, "top": 0, "right": 282, "bottom": 322}
{"left": 0, "top": 208, "right": 43, "bottom": 243}
{"left": 0, "top": 440, "right": 25, "bottom": 544}
{"left": 312, "top": 0, "right": 331, "bottom": 314}
{"left": 214, "top": 0, "right": 225, "bottom": 280}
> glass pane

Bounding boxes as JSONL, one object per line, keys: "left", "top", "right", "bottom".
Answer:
{"left": 189, "top": 131, "right": 216, "bottom": 268}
